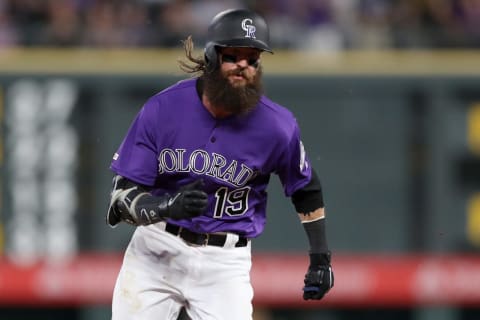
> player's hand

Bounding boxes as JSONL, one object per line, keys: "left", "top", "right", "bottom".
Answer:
{"left": 167, "top": 180, "right": 208, "bottom": 220}
{"left": 303, "top": 252, "right": 334, "bottom": 300}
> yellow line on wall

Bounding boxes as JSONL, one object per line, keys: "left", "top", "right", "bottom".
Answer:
{"left": 467, "top": 103, "right": 480, "bottom": 156}
{"left": 2, "top": 49, "right": 480, "bottom": 75}
{"left": 467, "top": 193, "right": 480, "bottom": 246}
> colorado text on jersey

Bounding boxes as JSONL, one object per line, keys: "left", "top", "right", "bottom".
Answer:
{"left": 157, "top": 148, "right": 257, "bottom": 188}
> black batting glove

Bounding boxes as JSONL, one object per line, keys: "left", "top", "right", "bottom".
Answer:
{"left": 303, "top": 252, "right": 334, "bottom": 300}
{"left": 166, "top": 180, "right": 208, "bottom": 220}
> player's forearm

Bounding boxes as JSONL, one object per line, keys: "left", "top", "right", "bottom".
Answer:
{"left": 292, "top": 169, "right": 329, "bottom": 254}
{"left": 107, "top": 175, "right": 208, "bottom": 227}
{"left": 298, "top": 207, "right": 329, "bottom": 254}
{"left": 107, "top": 176, "right": 171, "bottom": 226}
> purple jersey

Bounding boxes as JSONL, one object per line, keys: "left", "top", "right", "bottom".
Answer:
{"left": 110, "top": 78, "right": 311, "bottom": 238}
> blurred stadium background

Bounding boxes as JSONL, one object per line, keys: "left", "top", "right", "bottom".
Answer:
{"left": 1, "top": 0, "right": 480, "bottom": 319}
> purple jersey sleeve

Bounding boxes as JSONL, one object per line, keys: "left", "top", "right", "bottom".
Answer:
{"left": 110, "top": 98, "right": 160, "bottom": 185}
{"left": 275, "top": 123, "right": 312, "bottom": 197}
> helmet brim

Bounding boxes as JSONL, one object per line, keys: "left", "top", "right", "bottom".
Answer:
{"left": 214, "top": 39, "right": 273, "bottom": 54}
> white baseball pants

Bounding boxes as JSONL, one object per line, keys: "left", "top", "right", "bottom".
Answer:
{"left": 111, "top": 223, "right": 253, "bottom": 320}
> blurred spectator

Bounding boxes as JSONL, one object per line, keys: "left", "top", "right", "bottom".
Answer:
{"left": 0, "top": 1, "right": 18, "bottom": 47}
{"left": 42, "top": 0, "right": 81, "bottom": 46}
{"left": 7, "top": 0, "right": 49, "bottom": 46}
{"left": 454, "top": 0, "right": 480, "bottom": 47}
{"left": 351, "top": 0, "right": 394, "bottom": 49}
{"left": 82, "top": 1, "right": 125, "bottom": 47}
{"left": 151, "top": 0, "right": 195, "bottom": 47}
{"left": 1, "top": 0, "right": 480, "bottom": 50}
{"left": 388, "top": 0, "right": 461, "bottom": 48}
{"left": 249, "top": 0, "right": 303, "bottom": 49}
{"left": 116, "top": 2, "right": 152, "bottom": 47}
{"left": 289, "top": 0, "right": 344, "bottom": 51}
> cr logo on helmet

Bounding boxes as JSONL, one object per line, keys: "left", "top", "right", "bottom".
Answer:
{"left": 241, "top": 19, "right": 256, "bottom": 39}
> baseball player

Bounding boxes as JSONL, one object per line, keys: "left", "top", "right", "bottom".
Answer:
{"left": 107, "top": 8, "right": 334, "bottom": 320}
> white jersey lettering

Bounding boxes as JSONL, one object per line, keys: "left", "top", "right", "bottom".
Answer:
{"left": 157, "top": 148, "right": 255, "bottom": 187}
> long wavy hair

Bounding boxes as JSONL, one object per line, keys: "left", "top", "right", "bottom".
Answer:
{"left": 178, "top": 36, "right": 207, "bottom": 75}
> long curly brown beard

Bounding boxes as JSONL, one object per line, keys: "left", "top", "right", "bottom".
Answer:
{"left": 202, "top": 66, "right": 264, "bottom": 115}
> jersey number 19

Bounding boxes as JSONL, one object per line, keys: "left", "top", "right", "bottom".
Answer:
{"left": 213, "top": 186, "right": 251, "bottom": 218}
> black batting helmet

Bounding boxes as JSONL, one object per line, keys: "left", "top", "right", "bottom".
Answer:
{"left": 204, "top": 9, "right": 273, "bottom": 70}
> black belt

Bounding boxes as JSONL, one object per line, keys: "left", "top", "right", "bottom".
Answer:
{"left": 165, "top": 223, "right": 248, "bottom": 247}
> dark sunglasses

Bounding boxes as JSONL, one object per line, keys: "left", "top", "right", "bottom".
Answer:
{"left": 221, "top": 54, "right": 260, "bottom": 68}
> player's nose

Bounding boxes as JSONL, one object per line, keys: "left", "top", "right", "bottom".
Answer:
{"left": 236, "top": 58, "right": 249, "bottom": 68}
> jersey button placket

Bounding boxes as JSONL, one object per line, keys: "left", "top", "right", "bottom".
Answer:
{"left": 209, "top": 123, "right": 218, "bottom": 144}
